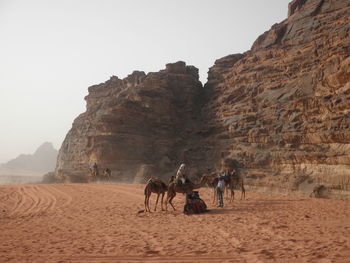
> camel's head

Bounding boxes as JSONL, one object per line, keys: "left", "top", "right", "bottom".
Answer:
{"left": 199, "top": 174, "right": 215, "bottom": 185}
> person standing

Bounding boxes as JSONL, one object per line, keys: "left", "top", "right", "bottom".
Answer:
{"left": 217, "top": 173, "right": 226, "bottom": 208}
{"left": 92, "top": 162, "right": 99, "bottom": 177}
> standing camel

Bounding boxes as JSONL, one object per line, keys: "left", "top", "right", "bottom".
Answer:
{"left": 88, "top": 162, "right": 99, "bottom": 182}
{"left": 206, "top": 171, "right": 245, "bottom": 204}
{"left": 165, "top": 175, "right": 209, "bottom": 211}
{"left": 102, "top": 168, "right": 112, "bottom": 181}
{"left": 89, "top": 169, "right": 99, "bottom": 182}
{"left": 201, "top": 173, "right": 220, "bottom": 204}
{"left": 144, "top": 178, "right": 168, "bottom": 212}
{"left": 225, "top": 170, "right": 245, "bottom": 202}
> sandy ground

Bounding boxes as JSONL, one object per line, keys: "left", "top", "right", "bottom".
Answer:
{"left": 0, "top": 183, "right": 349, "bottom": 263}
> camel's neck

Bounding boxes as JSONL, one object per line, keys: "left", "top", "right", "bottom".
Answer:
{"left": 192, "top": 184, "right": 201, "bottom": 189}
{"left": 192, "top": 177, "right": 207, "bottom": 189}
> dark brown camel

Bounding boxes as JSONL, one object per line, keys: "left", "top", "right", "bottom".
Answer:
{"left": 144, "top": 178, "right": 168, "bottom": 212}
{"left": 165, "top": 175, "right": 209, "bottom": 211}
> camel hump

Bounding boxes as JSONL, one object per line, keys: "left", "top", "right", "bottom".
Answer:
{"left": 148, "top": 177, "right": 167, "bottom": 190}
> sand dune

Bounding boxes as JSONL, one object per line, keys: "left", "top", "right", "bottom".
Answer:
{"left": 0, "top": 183, "right": 349, "bottom": 263}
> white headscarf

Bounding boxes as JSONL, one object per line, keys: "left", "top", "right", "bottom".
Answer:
{"left": 177, "top": 163, "right": 186, "bottom": 177}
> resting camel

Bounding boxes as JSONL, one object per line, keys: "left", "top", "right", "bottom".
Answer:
{"left": 144, "top": 178, "right": 168, "bottom": 212}
{"left": 165, "top": 175, "right": 209, "bottom": 211}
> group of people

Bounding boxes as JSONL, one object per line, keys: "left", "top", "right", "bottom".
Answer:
{"left": 91, "top": 161, "right": 230, "bottom": 208}
{"left": 175, "top": 163, "right": 229, "bottom": 208}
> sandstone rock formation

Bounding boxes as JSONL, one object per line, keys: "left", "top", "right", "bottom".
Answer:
{"left": 56, "top": 0, "right": 350, "bottom": 198}
{"left": 202, "top": 0, "right": 350, "bottom": 198}
{"left": 56, "top": 62, "right": 203, "bottom": 182}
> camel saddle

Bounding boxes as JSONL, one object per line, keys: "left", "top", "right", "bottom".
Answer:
{"left": 149, "top": 178, "right": 167, "bottom": 189}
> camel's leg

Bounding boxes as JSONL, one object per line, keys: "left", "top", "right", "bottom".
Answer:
{"left": 169, "top": 195, "right": 176, "bottom": 211}
{"left": 214, "top": 187, "right": 218, "bottom": 204}
{"left": 165, "top": 191, "right": 170, "bottom": 211}
{"left": 147, "top": 194, "right": 152, "bottom": 212}
{"left": 144, "top": 194, "right": 148, "bottom": 212}
{"left": 212, "top": 187, "right": 217, "bottom": 204}
{"left": 229, "top": 185, "right": 235, "bottom": 203}
{"left": 212, "top": 188, "right": 215, "bottom": 204}
{"left": 167, "top": 191, "right": 176, "bottom": 211}
{"left": 161, "top": 192, "right": 165, "bottom": 211}
{"left": 154, "top": 193, "right": 160, "bottom": 211}
{"left": 227, "top": 185, "right": 232, "bottom": 203}
{"left": 230, "top": 187, "right": 234, "bottom": 203}
{"left": 241, "top": 181, "right": 246, "bottom": 200}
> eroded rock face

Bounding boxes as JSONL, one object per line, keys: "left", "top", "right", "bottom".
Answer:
{"left": 202, "top": 0, "right": 350, "bottom": 196}
{"left": 56, "top": 62, "right": 203, "bottom": 182}
{"left": 56, "top": 0, "right": 350, "bottom": 197}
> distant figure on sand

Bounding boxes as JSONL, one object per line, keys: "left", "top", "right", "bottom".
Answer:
{"left": 217, "top": 173, "right": 226, "bottom": 208}
{"left": 103, "top": 168, "right": 112, "bottom": 181}
{"left": 175, "top": 163, "right": 187, "bottom": 185}
{"left": 90, "top": 162, "right": 99, "bottom": 179}
{"left": 310, "top": 184, "right": 326, "bottom": 198}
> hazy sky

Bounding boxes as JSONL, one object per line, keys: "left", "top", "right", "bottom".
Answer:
{"left": 0, "top": 0, "right": 291, "bottom": 163}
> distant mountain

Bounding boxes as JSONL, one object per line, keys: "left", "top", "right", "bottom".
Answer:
{"left": 0, "top": 142, "right": 58, "bottom": 175}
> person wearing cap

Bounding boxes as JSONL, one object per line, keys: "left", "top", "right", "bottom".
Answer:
{"left": 175, "top": 163, "right": 187, "bottom": 185}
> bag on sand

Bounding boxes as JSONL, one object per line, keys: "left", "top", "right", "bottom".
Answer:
{"left": 184, "top": 191, "right": 207, "bottom": 215}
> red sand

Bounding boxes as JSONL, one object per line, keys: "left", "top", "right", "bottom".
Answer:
{"left": 0, "top": 183, "right": 349, "bottom": 263}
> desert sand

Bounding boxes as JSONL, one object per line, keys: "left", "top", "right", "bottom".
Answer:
{"left": 0, "top": 183, "right": 349, "bottom": 263}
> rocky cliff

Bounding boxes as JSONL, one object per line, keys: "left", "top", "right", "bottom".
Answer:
{"left": 56, "top": 62, "right": 203, "bottom": 182}
{"left": 202, "top": 0, "right": 350, "bottom": 198}
{"left": 56, "top": 0, "right": 350, "bottom": 198}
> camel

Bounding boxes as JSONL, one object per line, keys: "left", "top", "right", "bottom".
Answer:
{"left": 225, "top": 170, "right": 246, "bottom": 202}
{"left": 89, "top": 167, "right": 99, "bottom": 182}
{"left": 144, "top": 178, "right": 168, "bottom": 212}
{"left": 205, "top": 171, "right": 245, "bottom": 204}
{"left": 309, "top": 184, "right": 326, "bottom": 198}
{"left": 102, "top": 168, "right": 112, "bottom": 181}
{"left": 199, "top": 173, "right": 220, "bottom": 204}
{"left": 165, "top": 175, "right": 209, "bottom": 211}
